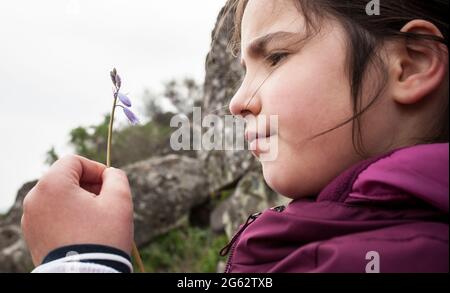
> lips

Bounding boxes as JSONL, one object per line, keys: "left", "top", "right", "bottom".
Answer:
{"left": 245, "top": 131, "right": 267, "bottom": 144}
{"left": 245, "top": 129, "right": 277, "bottom": 157}
{"left": 245, "top": 130, "right": 276, "bottom": 143}
{"left": 244, "top": 115, "right": 279, "bottom": 157}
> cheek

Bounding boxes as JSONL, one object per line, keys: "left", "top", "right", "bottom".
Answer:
{"left": 263, "top": 54, "right": 352, "bottom": 142}
{"left": 261, "top": 121, "right": 358, "bottom": 198}
{"left": 258, "top": 47, "right": 357, "bottom": 197}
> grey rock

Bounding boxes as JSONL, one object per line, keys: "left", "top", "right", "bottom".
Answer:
{"left": 210, "top": 170, "right": 290, "bottom": 239}
{"left": 125, "top": 154, "right": 210, "bottom": 246}
{"left": 0, "top": 181, "right": 35, "bottom": 272}
{"left": 199, "top": 1, "right": 255, "bottom": 193}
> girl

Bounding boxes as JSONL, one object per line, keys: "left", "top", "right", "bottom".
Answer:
{"left": 22, "top": 0, "right": 448, "bottom": 273}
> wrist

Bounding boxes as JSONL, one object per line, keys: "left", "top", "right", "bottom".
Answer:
{"left": 38, "top": 244, "right": 133, "bottom": 273}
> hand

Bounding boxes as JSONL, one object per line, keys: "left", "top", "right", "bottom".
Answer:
{"left": 21, "top": 155, "right": 133, "bottom": 265}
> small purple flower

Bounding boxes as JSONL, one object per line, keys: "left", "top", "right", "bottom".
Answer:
{"left": 122, "top": 107, "right": 140, "bottom": 125}
{"left": 110, "top": 68, "right": 139, "bottom": 125}
{"left": 117, "top": 92, "right": 132, "bottom": 107}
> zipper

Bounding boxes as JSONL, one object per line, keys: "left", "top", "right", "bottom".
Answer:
{"left": 220, "top": 205, "right": 286, "bottom": 273}
{"left": 220, "top": 211, "right": 262, "bottom": 273}
{"left": 271, "top": 205, "right": 286, "bottom": 213}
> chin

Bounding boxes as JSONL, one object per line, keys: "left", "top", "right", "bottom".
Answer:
{"left": 261, "top": 160, "right": 314, "bottom": 200}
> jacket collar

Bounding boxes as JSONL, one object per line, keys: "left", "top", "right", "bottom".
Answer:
{"left": 317, "top": 143, "right": 449, "bottom": 212}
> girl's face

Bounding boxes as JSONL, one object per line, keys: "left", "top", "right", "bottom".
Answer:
{"left": 229, "top": 0, "right": 389, "bottom": 198}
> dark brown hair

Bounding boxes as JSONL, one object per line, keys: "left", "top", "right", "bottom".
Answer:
{"left": 219, "top": 0, "right": 448, "bottom": 157}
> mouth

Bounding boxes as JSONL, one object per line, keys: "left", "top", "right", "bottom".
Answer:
{"left": 245, "top": 130, "right": 273, "bottom": 143}
{"left": 245, "top": 129, "right": 277, "bottom": 156}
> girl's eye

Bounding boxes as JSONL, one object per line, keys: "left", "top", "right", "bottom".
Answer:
{"left": 266, "top": 52, "right": 289, "bottom": 67}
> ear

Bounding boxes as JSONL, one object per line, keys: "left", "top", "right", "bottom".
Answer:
{"left": 390, "top": 20, "right": 448, "bottom": 105}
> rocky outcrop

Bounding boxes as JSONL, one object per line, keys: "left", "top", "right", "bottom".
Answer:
{"left": 210, "top": 170, "right": 290, "bottom": 239}
{"left": 0, "top": 181, "right": 35, "bottom": 272}
{"left": 126, "top": 155, "right": 210, "bottom": 246}
{"left": 200, "top": 2, "right": 254, "bottom": 193}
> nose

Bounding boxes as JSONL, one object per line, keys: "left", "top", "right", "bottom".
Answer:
{"left": 229, "top": 83, "right": 262, "bottom": 117}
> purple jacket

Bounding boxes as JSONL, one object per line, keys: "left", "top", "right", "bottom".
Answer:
{"left": 223, "top": 143, "right": 449, "bottom": 273}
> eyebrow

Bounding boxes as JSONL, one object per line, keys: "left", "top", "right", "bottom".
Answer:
{"left": 241, "top": 31, "right": 299, "bottom": 69}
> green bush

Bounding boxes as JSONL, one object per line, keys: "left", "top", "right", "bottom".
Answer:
{"left": 138, "top": 226, "right": 228, "bottom": 273}
{"left": 50, "top": 114, "right": 173, "bottom": 167}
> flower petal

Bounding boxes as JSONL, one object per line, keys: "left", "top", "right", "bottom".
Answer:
{"left": 123, "top": 107, "right": 140, "bottom": 125}
{"left": 117, "top": 92, "right": 132, "bottom": 107}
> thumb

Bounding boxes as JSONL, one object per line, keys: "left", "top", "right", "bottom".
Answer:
{"left": 99, "top": 167, "right": 131, "bottom": 200}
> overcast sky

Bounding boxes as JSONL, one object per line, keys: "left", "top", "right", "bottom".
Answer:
{"left": 0, "top": 0, "right": 226, "bottom": 213}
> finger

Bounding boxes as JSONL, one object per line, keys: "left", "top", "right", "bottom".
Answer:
{"left": 99, "top": 167, "right": 131, "bottom": 199}
{"left": 48, "top": 155, "right": 106, "bottom": 185}
{"left": 80, "top": 182, "right": 102, "bottom": 195}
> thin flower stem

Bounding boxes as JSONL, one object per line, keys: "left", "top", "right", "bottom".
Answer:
{"left": 106, "top": 87, "right": 146, "bottom": 273}
{"left": 132, "top": 242, "right": 146, "bottom": 273}
{"left": 106, "top": 92, "right": 117, "bottom": 168}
